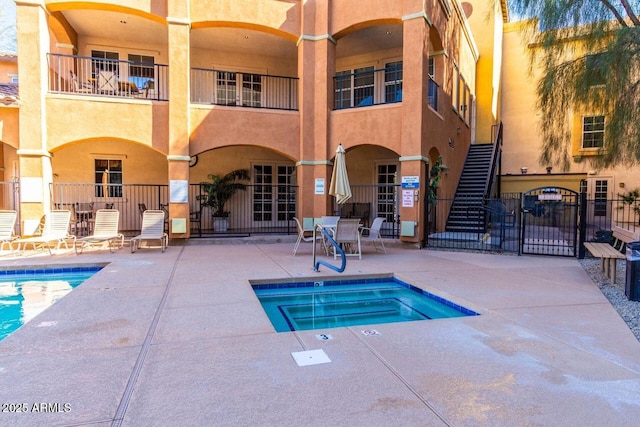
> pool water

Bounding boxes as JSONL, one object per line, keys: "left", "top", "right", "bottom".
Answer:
{"left": 252, "top": 277, "right": 478, "bottom": 332}
{"left": 0, "top": 267, "right": 102, "bottom": 341}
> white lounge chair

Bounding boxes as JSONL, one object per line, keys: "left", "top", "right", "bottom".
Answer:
{"left": 74, "top": 209, "right": 124, "bottom": 254}
{"left": 131, "top": 210, "right": 168, "bottom": 253}
{"left": 293, "top": 217, "right": 324, "bottom": 255}
{"left": 361, "top": 217, "right": 386, "bottom": 254}
{"left": 17, "top": 210, "right": 76, "bottom": 255}
{"left": 0, "top": 210, "right": 18, "bottom": 254}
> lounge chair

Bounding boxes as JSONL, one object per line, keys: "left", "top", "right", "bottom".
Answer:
{"left": 74, "top": 209, "right": 124, "bottom": 254}
{"left": 361, "top": 217, "right": 386, "bottom": 254}
{"left": 0, "top": 210, "right": 18, "bottom": 254}
{"left": 70, "top": 71, "right": 92, "bottom": 94}
{"left": 293, "top": 217, "right": 324, "bottom": 255}
{"left": 131, "top": 209, "right": 168, "bottom": 253}
{"left": 17, "top": 210, "right": 76, "bottom": 255}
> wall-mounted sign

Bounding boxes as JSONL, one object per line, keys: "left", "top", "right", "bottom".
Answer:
{"left": 402, "top": 189, "right": 414, "bottom": 207}
{"left": 315, "top": 178, "right": 325, "bottom": 195}
{"left": 170, "top": 180, "right": 188, "bottom": 203}
{"left": 401, "top": 176, "right": 420, "bottom": 189}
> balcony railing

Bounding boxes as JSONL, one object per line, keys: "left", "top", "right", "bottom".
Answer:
{"left": 191, "top": 67, "right": 299, "bottom": 110}
{"left": 48, "top": 53, "right": 168, "bottom": 101}
{"left": 334, "top": 65, "right": 403, "bottom": 110}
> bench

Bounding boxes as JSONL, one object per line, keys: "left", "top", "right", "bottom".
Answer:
{"left": 584, "top": 226, "right": 640, "bottom": 285}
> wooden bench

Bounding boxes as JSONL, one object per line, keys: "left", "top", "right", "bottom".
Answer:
{"left": 584, "top": 226, "right": 640, "bottom": 285}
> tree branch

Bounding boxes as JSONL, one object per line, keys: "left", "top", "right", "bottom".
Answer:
{"left": 619, "top": 0, "right": 640, "bottom": 26}
{"left": 599, "top": 0, "right": 630, "bottom": 26}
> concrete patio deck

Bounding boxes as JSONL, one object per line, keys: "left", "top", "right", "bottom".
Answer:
{"left": 0, "top": 240, "right": 639, "bottom": 426}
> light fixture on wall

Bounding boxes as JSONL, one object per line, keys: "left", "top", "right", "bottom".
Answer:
{"left": 546, "top": 166, "right": 552, "bottom": 174}
{"left": 521, "top": 167, "right": 528, "bottom": 174}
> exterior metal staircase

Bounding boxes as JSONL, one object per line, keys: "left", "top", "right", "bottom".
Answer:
{"left": 445, "top": 145, "right": 494, "bottom": 233}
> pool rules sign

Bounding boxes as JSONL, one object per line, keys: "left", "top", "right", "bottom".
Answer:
{"left": 401, "top": 176, "right": 419, "bottom": 208}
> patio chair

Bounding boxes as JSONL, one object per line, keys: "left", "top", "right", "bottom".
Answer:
{"left": 131, "top": 209, "right": 169, "bottom": 253}
{"left": 293, "top": 217, "right": 324, "bottom": 256}
{"left": 98, "top": 70, "right": 118, "bottom": 94}
{"left": 0, "top": 210, "right": 18, "bottom": 254}
{"left": 16, "top": 210, "right": 76, "bottom": 255}
{"left": 190, "top": 203, "right": 204, "bottom": 237}
{"left": 70, "top": 71, "right": 92, "bottom": 94}
{"left": 74, "top": 209, "right": 124, "bottom": 254}
{"left": 360, "top": 217, "right": 386, "bottom": 254}
{"left": 332, "top": 218, "right": 362, "bottom": 259}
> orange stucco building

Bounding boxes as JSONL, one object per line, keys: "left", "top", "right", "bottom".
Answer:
{"left": 4, "top": 0, "right": 508, "bottom": 243}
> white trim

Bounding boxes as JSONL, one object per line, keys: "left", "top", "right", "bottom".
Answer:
{"left": 167, "top": 155, "right": 191, "bottom": 162}
{"left": 402, "top": 11, "right": 432, "bottom": 26}
{"left": 297, "top": 34, "right": 337, "bottom": 45}
{"left": 16, "top": 149, "right": 51, "bottom": 158}
{"left": 56, "top": 43, "right": 76, "bottom": 53}
{"left": 166, "top": 17, "right": 191, "bottom": 26}
{"left": 296, "top": 160, "right": 333, "bottom": 166}
{"left": 399, "top": 155, "right": 429, "bottom": 163}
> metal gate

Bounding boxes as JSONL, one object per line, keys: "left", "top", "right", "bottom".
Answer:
{"left": 521, "top": 187, "right": 579, "bottom": 256}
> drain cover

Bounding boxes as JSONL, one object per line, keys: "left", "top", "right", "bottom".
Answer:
{"left": 291, "top": 349, "right": 331, "bottom": 366}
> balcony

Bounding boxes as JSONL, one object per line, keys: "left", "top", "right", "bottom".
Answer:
{"left": 334, "top": 65, "right": 403, "bottom": 110}
{"left": 190, "top": 67, "right": 298, "bottom": 111}
{"left": 48, "top": 53, "right": 168, "bottom": 101}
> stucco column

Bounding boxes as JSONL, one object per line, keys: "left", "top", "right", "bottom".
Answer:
{"left": 16, "top": 0, "right": 52, "bottom": 221}
{"left": 297, "top": 0, "right": 335, "bottom": 219}
{"left": 399, "top": 11, "right": 431, "bottom": 245}
{"left": 166, "top": 7, "right": 191, "bottom": 239}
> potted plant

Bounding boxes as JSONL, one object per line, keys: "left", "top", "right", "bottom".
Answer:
{"left": 199, "top": 169, "right": 250, "bottom": 232}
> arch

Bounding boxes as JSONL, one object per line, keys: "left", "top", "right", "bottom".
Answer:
{"left": 333, "top": 18, "right": 402, "bottom": 41}
{"left": 429, "top": 26, "right": 444, "bottom": 52}
{"left": 191, "top": 21, "right": 297, "bottom": 43}
{"left": 428, "top": 147, "right": 441, "bottom": 166}
{"left": 49, "top": 137, "right": 167, "bottom": 157}
{"left": 194, "top": 144, "right": 297, "bottom": 164}
{"left": 47, "top": 3, "right": 166, "bottom": 25}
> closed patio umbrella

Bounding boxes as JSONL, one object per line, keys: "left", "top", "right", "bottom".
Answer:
{"left": 329, "top": 144, "right": 352, "bottom": 205}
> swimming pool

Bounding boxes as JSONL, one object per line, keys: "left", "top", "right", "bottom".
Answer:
{"left": 0, "top": 266, "right": 103, "bottom": 341}
{"left": 252, "top": 276, "right": 478, "bottom": 332}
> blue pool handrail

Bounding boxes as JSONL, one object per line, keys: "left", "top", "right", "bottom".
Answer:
{"left": 313, "top": 226, "right": 346, "bottom": 273}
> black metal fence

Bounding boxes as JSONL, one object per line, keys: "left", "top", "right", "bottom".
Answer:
{"left": 190, "top": 67, "right": 298, "bottom": 110}
{"left": 6, "top": 181, "right": 638, "bottom": 251}
{"left": 48, "top": 53, "right": 169, "bottom": 101}
{"left": 425, "top": 192, "right": 640, "bottom": 256}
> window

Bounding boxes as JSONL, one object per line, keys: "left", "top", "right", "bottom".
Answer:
{"left": 253, "top": 164, "right": 296, "bottom": 222}
{"left": 253, "top": 165, "right": 273, "bottom": 221}
{"left": 91, "top": 50, "right": 119, "bottom": 77}
{"left": 582, "top": 115, "right": 605, "bottom": 149}
{"left": 334, "top": 66, "right": 374, "bottom": 108}
{"left": 242, "top": 73, "right": 262, "bottom": 107}
{"left": 214, "top": 71, "right": 262, "bottom": 107}
{"left": 353, "top": 66, "right": 374, "bottom": 106}
{"left": 377, "top": 164, "right": 398, "bottom": 224}
{"left": 334, "top": 70, "right": 352, "bottom": 109}
{"left": 452, "top": 64, "right": 459, "bottom": 111}
{"left": 384, "top": 61, "right": 403, "bottom": 103}
{"left": 128, "top": 54, "right": 154, "bottom": 78}
{"left": 593, "top": 179, "right": 608, "bottom": 217}
{"left": 428, "top": 57, "right": 438, "bottom": 110}
{"left": 216, "top": 71, "right": 237, "bottom": 105}
{"left": 276, "top": 166, "right": 296, "bottom": 221}
{"left": 94, "top": 159, "right": 122, "bottom": 198}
